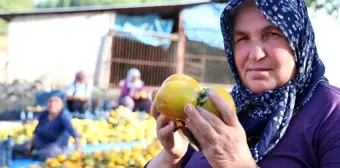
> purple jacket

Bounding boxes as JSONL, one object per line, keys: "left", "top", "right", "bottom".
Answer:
{"left": 146, "top": 82, "right": 340, "bottom": 168}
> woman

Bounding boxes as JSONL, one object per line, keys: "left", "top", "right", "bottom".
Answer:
{"left": 12, "top": 91, "right": 82, "bottom": 161}
{"left": 146, "top": 0, "right": 340, "bottom": 168}
{"left": 119, "top": 68, "right": 151, "bottom": 112}
{"left": 65, "top": 71, "right": 92, "bottom": 114}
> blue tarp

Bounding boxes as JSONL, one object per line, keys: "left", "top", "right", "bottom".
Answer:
{"left": 181, "top": 3, "right": 227, "bottom": 50}
{"left": 114, "top": 13, "right": 174, "bottom": 49}
{"left": 113, "top": 3, "right": 227, "bottom": 50}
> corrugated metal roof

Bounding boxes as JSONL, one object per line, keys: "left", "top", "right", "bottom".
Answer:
{"left": 0, "top": 0, "right": 213, "bottom": 21}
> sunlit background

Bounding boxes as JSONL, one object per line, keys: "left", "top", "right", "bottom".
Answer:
{"left": 0, "top": 0, "right": 339, "bottom": 167}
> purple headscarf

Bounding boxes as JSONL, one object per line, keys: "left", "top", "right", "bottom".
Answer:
{"left": 75, "top": 71, "right": 86, "bottom": 82}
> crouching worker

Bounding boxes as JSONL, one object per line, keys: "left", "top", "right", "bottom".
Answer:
{"left": 119, "top": 68, "right": 152, "bottom": 113}
{"left": 12, "top": 90, "right": 83, "bottom": 161}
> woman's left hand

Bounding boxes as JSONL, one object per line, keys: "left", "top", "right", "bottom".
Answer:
{"left": 76, "top": 146, "right": 83, "bottom": 154}
{"left": 133, "top": 92, "right": 141, "bottom": 99}
{"left": 184, "top": 89, "right": 257, "bottom": 168}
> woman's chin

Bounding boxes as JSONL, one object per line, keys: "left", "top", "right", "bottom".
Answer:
{"left": 246, "top": 80, "right": 276, "bottom": 94}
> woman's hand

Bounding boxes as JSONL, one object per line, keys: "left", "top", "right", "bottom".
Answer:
{"left": 76, "top": 96, "right": 87, "bottom": 101}
{"left": 133, "top": 92, "right": 141, "bottom": 99}
{"left": 76, "top": 146, "right": 83, "bottom": 154}
{"left": 184, "top": 89, "right": 257, "bottom": 168}
{"left": 150, "top": 89, "right": 189, "bottom": 165}
{"left": 26, "top": 141, "right": 33, "bottom": 152}
{"left": 75, "top": 138, "right": 83, "bottom": 154}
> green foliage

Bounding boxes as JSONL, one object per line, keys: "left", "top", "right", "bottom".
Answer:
{"left": 36, "top": 0, "right": 182, "bottom": 8}
{"left": 0, "top": 0, "right": 339, "bottom": 36}
{"left": 0, "top": 0, "right": 34, "bottom": 12}
{"left": 0, "top": 19, "right": 7, "bottom": 36}
{"left": 306, "top": 0, "right": 339, "bottom": 17}
{"left": 33, "top": 0, "right": 340, "bottom": 18}
{"left": 0, "top": 0, "right": 35, "bottom": 35}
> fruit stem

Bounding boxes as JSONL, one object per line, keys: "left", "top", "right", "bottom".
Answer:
{"left": 173, "top": 122, "right": 202, "bottom": 152}
{"left": 197, "top": 88, "right": 208, "bottom": 107}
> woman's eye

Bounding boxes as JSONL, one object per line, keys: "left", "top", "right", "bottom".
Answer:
{"left": 236, "top": 36, "right": 249, "bottom": 43}
{"left": 263, "top": 32, "right": 280, "bottom": 39}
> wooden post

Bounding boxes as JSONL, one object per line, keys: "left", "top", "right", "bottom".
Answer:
{"left": 176, "top": 12, "right": 186, "bottom": 74}
{"left": 95, "top": 12, "right": 115, "bottom": 88}
{"left": 103, "top": 12, "right": 116, "bottom": 88}
{"left": 201, "top": 57, "right": 206, "bottom": 83}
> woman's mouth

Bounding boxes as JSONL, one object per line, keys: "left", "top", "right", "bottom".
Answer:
{"left": 248, "top": 68, "right": 271, "bottom": 72}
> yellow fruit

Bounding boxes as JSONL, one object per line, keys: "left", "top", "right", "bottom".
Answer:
{"left": 155, "top": 81, "right": 198, "bottom": 120}
{"left": 145, "top": 154, "right": 153, "bottom": 162}
{"left": 48, "top": 158, "right": 60, "bottom": 168}
{"left": 102, "top": 150, "right": 110, "bottom": 157}
{"left": 80, "top": 138, "right": 87, "bottom": 145}
{"left": 69, "top": 137, "right": 75, "bottom": 144}
{"left": 107, "top": 162, "right": 116, "bottom": 168}
{"left": 131, "top": 146, "right": 143, "bottom": 153}
{"left": 116, "top": 158, "right": 125, "bottom": 165}
{"left": 57, "top": 154, "right": 66, "bottom": 162}
{"left": 59, "top": 161, "right": 73, "bottom": 168}
{"left": 45, "top": 158, "right": 53, "bottom": 165}
{"left": 107, "top": 155, "right": 116, "bottom": 163}
{"left": 136, "top": 157, "right": 148, "bottom": 168}
{"left": 75, "top": 161, "right": 83, "bottom": 167}
{"left": 29, "top": 165, "right": 40, "bottom": 168}
{"left": 93, "top": 151, "right": 101, "bottom": 160}
{"left": 84, "top": 159, "right": 95, "bottom": 167}
{"left": 161, "top": 74, "right": 201, "bottom": 92}
{"left": 199, "top": 87, "right": 236, "bottom": 118}
{"left": 69, "top": 151, "right": 81, "bottom": 161}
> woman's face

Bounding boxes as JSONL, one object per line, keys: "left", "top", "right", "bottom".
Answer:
{"left": 232, "top": 2, "right": 297, "bottom": 94}
{"left": 132, "top": 75, "right": 140, "bottom": 82}
{"left": 79, "top": 76, "right": 87, "bottom": 83}
{"left": 47, "top": 96, "right": 63, "bottom": 115}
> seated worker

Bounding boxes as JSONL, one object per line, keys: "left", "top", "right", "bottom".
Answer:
{"left": 65, "top": 71, "right": 92, "bottom": 114}
{"left": 12, "top": 91, "right": 82, "bottom": 161}
{"left": 119, "top": 68, "right": 151, "bottom": 112}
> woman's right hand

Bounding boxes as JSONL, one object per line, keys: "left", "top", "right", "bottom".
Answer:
{"left": 25, "top": 140, "right": 33, "bottom": 155}
{"left": 151, "top": 89, "right": 189, "bottom": 164}
{"left": 26, "top": 142, "right": 32, "bottom": 151}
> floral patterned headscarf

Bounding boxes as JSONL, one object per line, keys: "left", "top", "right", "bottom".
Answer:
{"left": 220, "top": 0, "right": 326, "bottom": 162}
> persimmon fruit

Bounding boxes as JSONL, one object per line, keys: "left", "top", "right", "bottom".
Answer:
{"left": 154, "top": 80, "right": 198, "bottom": 120}
{"left": 154, "top": 74, "right": 236, "bottom": 120}
{"left": 198, "top": 87, "right": 236, "bottom": 118}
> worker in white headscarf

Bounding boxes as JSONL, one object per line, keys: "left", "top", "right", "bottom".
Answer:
{"left": 118, "top": 68, "right": 151, "bottom": 112}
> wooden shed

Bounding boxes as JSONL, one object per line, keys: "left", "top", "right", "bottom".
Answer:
{"left": 0, "top": 1, "right": 234, "bottom": 88}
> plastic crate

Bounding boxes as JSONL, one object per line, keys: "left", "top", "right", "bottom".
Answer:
{"left": 0, "top": 136, "right": 13, "bottom": 167}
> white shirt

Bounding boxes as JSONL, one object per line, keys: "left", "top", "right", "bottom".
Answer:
{"left": 65, "top": 82, "right": 92, "bottom": 99}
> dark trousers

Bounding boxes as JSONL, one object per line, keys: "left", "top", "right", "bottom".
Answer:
{"left": 119, "top": 96, "right": 152, "bottom": 113}
{"left": 12, "top": 141, "right": 65, "bottom": 161}
{"left": 67, "top": 100, "right": 88, "bottom": 113}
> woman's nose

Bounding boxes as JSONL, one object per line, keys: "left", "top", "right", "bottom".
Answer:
{"left": 249, "top": 42, "right": 266, "bottom": 61}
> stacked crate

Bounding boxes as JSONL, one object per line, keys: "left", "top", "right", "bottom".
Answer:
{"left": 0, "top": 136, "right": 13, "bottom": 167}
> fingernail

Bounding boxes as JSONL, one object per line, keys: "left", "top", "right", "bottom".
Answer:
{"left": 169, "top": 121, "right": 174, "bottom": 127}
{"left": 185, "top": 104, "right": 193, "bottom": 114}
{"left": 196, "top": 106, "right": 204, "bottom": 114}
{"left": 207, "top": 89, "right": 215, "bottom": 96}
